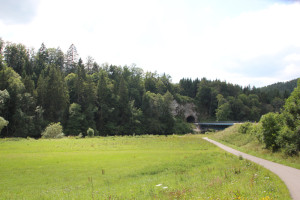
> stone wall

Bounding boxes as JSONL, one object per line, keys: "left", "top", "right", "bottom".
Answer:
{"left": 170, "top": 100, "right": 198, "bottom": 122}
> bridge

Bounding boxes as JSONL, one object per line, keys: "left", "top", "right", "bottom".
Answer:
{"left": 195, "top": 122, "right": 238, "bottom": 132}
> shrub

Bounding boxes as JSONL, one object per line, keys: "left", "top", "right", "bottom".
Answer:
{"left": 260, "top": 113, "right": 283, "bottom": 151}
{"left": 76, "top": 133, "right": 83, "bottom": 139}
{"left": 173, "top": 118, "right": 193, "bottom": 134}
{"left": 276, "top": 126, "right": 298, "bottom": 156}
{"left": 41, "top": 122, "right": 64, "bottom": 139}
{"left": 238, "top": 122, "right": 252, "bottom": 134}
{"left": 87, "top": 128, "right": 94, "bottom": 137}
{"left": 283, "top": 143, "right": 298, "bottom": 156}
{"left": 0, "top": 116, "right": 9, "bottom": 133}
{"left": 249, "top": 123, "right": 263, "bottom": 143}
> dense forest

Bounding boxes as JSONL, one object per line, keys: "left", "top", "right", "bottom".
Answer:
{"left": 0, "top": 38, "right": 298, "bottom": 138}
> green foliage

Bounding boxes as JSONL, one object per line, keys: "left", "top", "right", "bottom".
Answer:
{"left": 196, "top": 82, "right": 217, "bottom": 119}
{"left": 173, "top": 93, "right": 193, "bottom": 104}
{"left": 276, "top": 126, "right": 298, "bottom": 156}
{"left": 256, "top": 79, "right": 300, "bottom": 155}
{"left": 238, "top": 122, "right": 253, "bottom": 134}
{"left": 37, "top": 65, "right": 69, "bottom": 123}
{"left": 260, "top": 78, "right": 298, "bottom": 97}
{"left": 0, "top": 116, "right": 8, "bottom": 133}
{"left": 260, "top": 112, "right": 282, "bottom": 151}
{"left": 179, "top": 78, "right": 199, "bottom": 98}
{"left": 284, "top": 79, "right": 300, "bottom": 129}
{"left": 41, "top": 122, "right": 64, "bottom": 139}
{"left": 144, "top": 72, "right": 158, "bottom": 93}
{"left": 4, "top": 43, "right": 30, "bottom": 75}
{"left": 0, "top": 66, "right": 27, "bottom": 136}
{"left": 0, "top": 38, "right": 298, "bottom": 138}
{"left": 173, "top": 118, "right": 193, "bottom": 134}
{"left": 216, "top": 102, "right": 231, "bottom": 121}
{"left": 66, "top": 103, "right": 86, "bottom": 136}
{"left": 142, "top": 91, "right": 175, "bottom": 134}
{"left": 0, "top": 89, "right": 10, "bottom": 111}
{"left": 86, "top": 128, "right": 94, "bottom": 137}
{"left": 249, "top": 123, "right": 264, "bottom": 143}
{"left": 0, "top": 66, "right": 25, "bottom": 95}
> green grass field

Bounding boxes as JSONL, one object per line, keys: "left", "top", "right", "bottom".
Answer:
{"left": 0, "top": 135, "right": 290, "bottom": 199}
{"left": 209, "top": 124, "right": 300, "bottom": 169}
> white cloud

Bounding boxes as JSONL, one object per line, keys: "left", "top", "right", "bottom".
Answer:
{"left": 189, "top": 2, "right": 300, "bottom": 86}
{"left": 284, "top": 53, "right": 300, "bottom": 62}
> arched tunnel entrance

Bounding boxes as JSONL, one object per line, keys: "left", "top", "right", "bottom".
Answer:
{"left": 186, "top": 115, "right": 196, "bottom": 123}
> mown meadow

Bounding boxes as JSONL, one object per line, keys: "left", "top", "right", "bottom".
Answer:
{"left": 0, "top": 135, "right": 290, "bottom": 199}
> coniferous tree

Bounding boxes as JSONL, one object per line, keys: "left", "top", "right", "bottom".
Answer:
{"left": 85, "top": 56, "right": 94, "bottom": 74}
{"left": 74, "top": 58, "right": 86, "bottom": 105}
{"left": 96, "top": 72, "right": 113, "bottom": 135}
{"left": 38, "top": 65, "right": 69, "bottom": 123}
{"left": 82, "top": 75, "right": 97, "bottom": 133}
{"left": 34, "top": 43, "right": 49, "bottom": 79}
{"left": 65, "top": 44, "right": 78, "bottom": 74}
{"left": 117, "top": 76, "right": 131, "bottom": 134}
{"left": 48, "top": 47, "right": 64, "bottom": 70}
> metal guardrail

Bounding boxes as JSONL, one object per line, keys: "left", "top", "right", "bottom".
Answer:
{"left": 196, "top": 122, "right": 237, "bottom": 126}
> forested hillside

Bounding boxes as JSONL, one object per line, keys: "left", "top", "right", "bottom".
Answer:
{"left": 260, "top": 79, "right": 298, "bottom": 94}
{"left": 0, "top": 38, "right": 298, "bottom": 137}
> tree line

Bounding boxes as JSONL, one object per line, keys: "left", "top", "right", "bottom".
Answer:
{"left": 179, "top": 77, "right": 295, "bottom": 121}
{"left": 0, "top": 38, "right": 297, "bottom": 137}
{"left": 238, "top": 79, "right": 300, "bottom": 155}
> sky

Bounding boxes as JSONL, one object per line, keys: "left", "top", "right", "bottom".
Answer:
{"left": 1, "top": 0, "right": 300, "bottom": 87}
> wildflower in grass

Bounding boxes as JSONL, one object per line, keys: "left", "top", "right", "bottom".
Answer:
{"left": 156, "top": 184, "right": 162, "bottom": 187}
{"left": 261, "top": 196, "right": 272, "bottom": 200}
{"left": 163, "top": 187, "right": 168, "bottom": 189}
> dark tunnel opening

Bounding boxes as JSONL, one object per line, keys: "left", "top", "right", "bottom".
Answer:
{"left": 186, "top": 115, "right": 195, "bottom": 123}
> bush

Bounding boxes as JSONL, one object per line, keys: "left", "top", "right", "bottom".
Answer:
{"left": 41, "top": 122, "right": 64, "bottom": 139}
{"left": 283, "top": 143, "right": 298, "bottom": 156}
{"left": 87, "top": 128, "right": 94, "bottom": 137}
{"left": 76, "top": 133, "right": 83, "bottom": 139}
{"left": 276, "top": 126, "right": 298, "bottom": 156}
{"left": 173, "top": 118, "right": 193, "bottom": 134}
{"left": 0, "top": 116, "right": 9, "bottom": 133}
{"left": 260, "top": 113, "right": 282, "bottom": 151}
{"left": 249, "top": 123, "right": 264, "bottom": 143}
{"left": 238, "top": 122, "right": 253, "bottom": 134}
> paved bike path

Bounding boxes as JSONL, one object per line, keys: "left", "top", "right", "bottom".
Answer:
{"left": 203, "top": 137, "right": 300, "bottom": 200}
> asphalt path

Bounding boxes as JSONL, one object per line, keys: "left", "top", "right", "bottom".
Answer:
{"left": 203, "top": 137, "right": 300, "bottom": 200}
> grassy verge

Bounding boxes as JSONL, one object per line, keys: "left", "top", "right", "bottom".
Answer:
{"left": 208, "top": 124, "right": 300, "bottom": 169}
{"left": 0, "top": 135, "right": 290, "bottom": 199}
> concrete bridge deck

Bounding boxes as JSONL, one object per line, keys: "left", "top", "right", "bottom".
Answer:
{"left": 195, "top": 121, "right": 239, "bottom": 132}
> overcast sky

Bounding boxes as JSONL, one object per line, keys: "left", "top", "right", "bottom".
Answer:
{"left": 1, "top": 0, "right": 300, "bottom": 87}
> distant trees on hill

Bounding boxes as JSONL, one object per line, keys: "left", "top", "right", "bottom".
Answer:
{"left": 179, "top": 77, "right": 297, "bottom": 122}
{"left": 0, "top": 38, "right": 298, "bottom": 137}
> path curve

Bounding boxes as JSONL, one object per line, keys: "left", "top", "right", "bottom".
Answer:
{"left": 203, "top": 137, "right": 300, "bottom": 200}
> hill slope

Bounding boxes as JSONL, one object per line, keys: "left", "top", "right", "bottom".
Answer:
{"left": 260, "top": 78, "right": 299, "bottom": 95}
